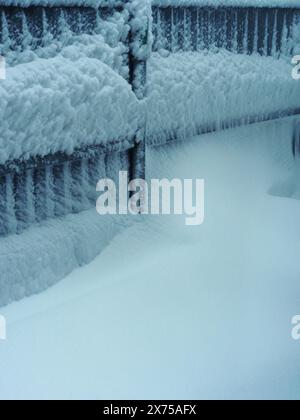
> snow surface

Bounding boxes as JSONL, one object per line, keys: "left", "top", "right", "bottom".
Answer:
{"left": 147, "top": 50, "right": 300, "bottom": 145}
{"left": 0, "top": 120, "right": 300, "bottom": 399}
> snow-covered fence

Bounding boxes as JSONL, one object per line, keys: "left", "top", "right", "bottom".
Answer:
{"left": 0, "top": 1, "right": 299, "bottom": 238}
{"left": 147, "top": 1, "right": 300, "bottom": 146}
{"left": 152, "top": 2, "right": 300, "bottom": 57}
{"left": 0, "top": 0, "right": 150, "bottom": 236}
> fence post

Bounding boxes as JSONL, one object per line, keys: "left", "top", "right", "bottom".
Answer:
{"left": 127, "top": 0, "right": 152, "bottom": 181}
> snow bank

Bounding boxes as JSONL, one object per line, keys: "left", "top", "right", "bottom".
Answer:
{"left": 147, "top": 50, "right": 300, "bottom": 145}
{"left": 0, "top": 53, "right": 142, "bottom": 164}
{"left": 0, "top": 209, "right": 131, "bottom": 307}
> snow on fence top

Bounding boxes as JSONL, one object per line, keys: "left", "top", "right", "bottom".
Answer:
{"left": 152, "top": 0, "right": 300, "bottom": 8}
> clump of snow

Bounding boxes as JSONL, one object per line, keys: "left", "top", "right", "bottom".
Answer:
{"left": 0, "top": 54, "right": 142, "bottom": 164}
{"left": 0, "top": 209, "right": 132, "bottom": 307}
{"left": 147, "top": 50, "right": 300, "bottom": 145}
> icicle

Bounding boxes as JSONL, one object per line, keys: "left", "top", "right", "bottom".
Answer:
{"left": 156, "top": 8, "right": 163, "bottom": 51}
{"left": 25, "top": 169, "right": 35, "bottom": 226}
{"left": 1, "top": 11, "right": 12, "bottom": 54}
{"left": 45, "top": 165, "right": 55, "bottom": 219}
{"left": 171, "top": 8, "right": 177, "bottom": 53}
{"left": 34, "top": 164, "right": 55, "bottom": 222}
{"left": 281, "top": 14, "right": 289, "bottom": 57}
{"left": 41, "top": 8, "right": 53, "bottom": 47}
{"left": 243, "top": 11, "right": 249, "bottom": 54}
{"left": 220, "top": 11, "right": 227, "bottom": 50}
{"left": 183, "top": 8, "right": 188, "bottom": 51}
{"left": 263, "top": 12, "right": 268, "bottom": 56}
{"left": 253, "top": 11, "right": 259, "bottom": 54}
{"left": 271, "top": 10, "right": 278, "bottom": 57}
{"left": 14, "top": 169, "right": 35, "bottom": 233}
{"left": 53, "top": 162, "right": 71, "bottom": 217}
{"left": 232, "top": 11, "right": 238, "bottom": 53}
{"left": 6, "top": 174, "right": 17, "bottom": 235}
{"left": 208, "top": 10, "right": 215, "bottom": 50}
{"left": 185, "top": 9, "right": 192, "bottom": 51}
{"left": 197, "top": 9, "right": 205, "bottom": 51}
{"left": 70, "top": 159, "right": 91, "bottom": 213}
{"left": 80, "top": 158, "right": 93, "bottom": 209}
{"left": 58, "top": 10, "right": 72, "bottom": 44}
{"left": 288, "top": 14, "right": 300, "bottom": 57}
{"left": 21, "top": 10, "right": 33, "bottom": 50}
{"left": 0, "top": 176, "right": 7, "bottom": 236}
{"left": 90, "top": 154, "right": 106, "bottom": 204}
{"left": 105, "top": 152, "right": 119, "bottom": 186}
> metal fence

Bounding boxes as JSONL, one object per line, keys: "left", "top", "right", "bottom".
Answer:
{"left": 0, "top": 1, "right": 299, "bottom": 237}
{"left": 152, "top": 5, "right": 300, "bottom": 57}
{"left": 0, "top": 0, "right": 148, "bottom": 236}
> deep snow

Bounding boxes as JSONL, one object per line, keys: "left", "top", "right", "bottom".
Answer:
{"left": 0, "top": 120, "right": 300, "bottom": 399}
